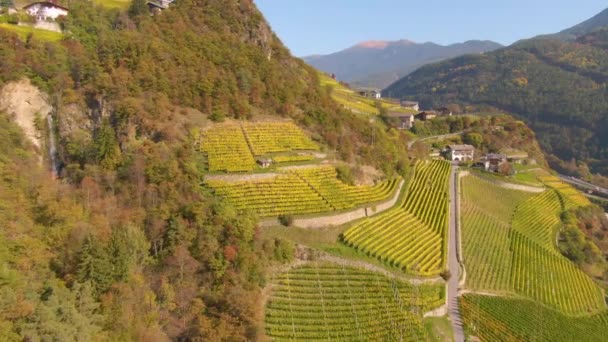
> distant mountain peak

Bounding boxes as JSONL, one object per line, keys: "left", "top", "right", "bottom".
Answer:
{"left": 353, "top": 39, "right": 416, "bottom": 49}
{"left": 355, "top": 40, "right": 391, "bottom": 49}
{"left": 304, "top": 39, "right": 502, "bottom": 88}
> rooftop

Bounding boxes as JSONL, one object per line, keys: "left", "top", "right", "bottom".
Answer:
{"left": 23, "top": 1, "right": 69, "bottom": 11}
{"left": 387, "top": 111, "right": 414, "bottom": 117}
{"left": 448, "top": 144, "right": 475, "bottom": 151}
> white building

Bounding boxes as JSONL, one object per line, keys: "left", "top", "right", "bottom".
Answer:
{"left": 401, "top": 101, "right": 420, "bottom": 111}
{"left": 446, "top": 144, "right": 475, "bottom": 162}
{"left": 357, "top": 89, "right": 381, "bottom": 99}
{"left": 24, "top": 1, "right": 68, "bottom": 21}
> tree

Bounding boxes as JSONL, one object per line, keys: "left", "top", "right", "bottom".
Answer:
{"left": 128, "top": 0, "right": 148, "bottom": 18}
{"left": 498, "top": 162, "right": 514, "bottom": 176}
{"left": 94, "top": 119, "right": 121, "bottom": 169}
{"left": 464, "top": 132, "right": 483, "bottom": 148}
{"left": 76, "top": 237, "right": 114, "bottom": 293}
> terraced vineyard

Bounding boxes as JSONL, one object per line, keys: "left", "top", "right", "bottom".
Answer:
{"left": 511, "top": 190, "right": 563, "bottom": 252}
{"left": 461, "top": 203, "right": 513, "bottom": 292}
{"left": 296, "top": 167, "right": 399, "bottom": 210}
{"left": 460, "top": 174, "right": 606, "bottom": 314}
{"left": 199, "top": 122, "right": 318, "bottom": 172}
{"left": 200, "top": 124, "right": 256, "bottom": 172}
{"left": 265, "top": 263, "right": 444, "bottom": 341}
{"left": 510, "top": 231, "right": 606, "bottom": 314}
{"left": 242, "top": 122, "right": 318, "bottom": 155}
{"left": 537, "top": 173, "right": 591, "bottom": 208}
{"left": 206, "top": 166, "right": 399, "bottom": 217}
{"left": 461, "top": 295, "right": 608, "bottom": 342}
{"left": 342, "top": 160, "right": 450, "bottom": 276}
{"left": 460, "top": 176, "right": 532, "bottom": 291}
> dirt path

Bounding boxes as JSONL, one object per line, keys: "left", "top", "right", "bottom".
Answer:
{"left": 407, "top": 131, "right": 467, "bottom": 150}
{"left": 448, "top": 164, "right": 465, "bottom": 342}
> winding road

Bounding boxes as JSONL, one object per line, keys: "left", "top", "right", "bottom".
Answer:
{"left": 448, "top": 164, "right": 465, "bottom": 342}
{"left": 407, "top": 131, "right": 467, "bottom": 150}
{"left": 559, "top": 174, "right": 608, "bottom": 196}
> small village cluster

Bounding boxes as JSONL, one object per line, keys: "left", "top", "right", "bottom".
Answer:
{"left": 1, "top": 0, "right": 175, "bottom": 25}
{"left": 354, "top": 86, "right": 452, "bottom": 130}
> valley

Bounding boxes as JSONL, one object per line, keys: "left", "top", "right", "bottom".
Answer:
{"left": 0, "top": 1, "right": 606, "bottom": 341}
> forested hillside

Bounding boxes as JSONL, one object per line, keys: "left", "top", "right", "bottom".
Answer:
{"left": 386, "top": 29, "right": 608, "bottom": 177}
{"left": 0, "top": 0, "right": 413, "bottom": 340}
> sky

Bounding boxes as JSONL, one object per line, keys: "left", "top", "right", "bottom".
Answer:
{"left": 254, "top": 0, "right": 607, "bottom": 57}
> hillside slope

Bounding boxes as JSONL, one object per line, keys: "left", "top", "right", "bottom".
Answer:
{"left": 386, "top": 30, "right": 608, "bottom": 176}
{"left": 0, "top": 0, "right": 413, "bottom": 340}
{"left": 551, "top": 7, "right": 608, "bottom": 41}
{"left": 304, "top": 39, "right": 502, "bottom": 88}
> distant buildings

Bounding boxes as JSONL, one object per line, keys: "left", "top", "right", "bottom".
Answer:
{"left": 386, "top": 112, "right": 415, "bottom": 129}
{"left": 445, "top": 144, "right": 475, "bottom": 162}
{"left": 416, "top": 110, "right": 438, "bottom": 121}
{"left": 357, "top": 89, "right": 381, "bottom": 99}
{"left": 23, "top": 1, "right": 68, "bottom": 21}
{"left": 401, "top": 101, "right": 419, "bottom": 111}
{"left": 480, "top": 153, "right": 507, "bottom": 172}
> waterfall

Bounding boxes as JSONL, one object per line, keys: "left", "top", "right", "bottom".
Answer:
{"left": 47, "top": 115, "right": 59, "bottom": 177}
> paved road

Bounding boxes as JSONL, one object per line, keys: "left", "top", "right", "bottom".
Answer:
{"left": 558, "top": 174, "right": 608, "bottom": 196}
{"left": 448, "top": 164, "right": 465, "bottom": 342}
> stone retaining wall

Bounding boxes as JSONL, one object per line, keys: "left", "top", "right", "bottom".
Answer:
{"left": 261, "top": 179, "right": 405, "bottom": 229}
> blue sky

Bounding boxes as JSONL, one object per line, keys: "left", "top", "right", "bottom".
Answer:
{"left": 254, "top": 0, "right": 607, "bottom": 56}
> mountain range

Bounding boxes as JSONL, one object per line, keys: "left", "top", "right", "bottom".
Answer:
{"left": 303, "top": 39, "right": 502, "bottom": 89}
{"left": 386, "top": 9, "right": 608, "bottom": 178}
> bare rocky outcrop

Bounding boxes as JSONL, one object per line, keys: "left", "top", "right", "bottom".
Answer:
{"left": 0, "top": 79, "right": 52, "bottom": 151}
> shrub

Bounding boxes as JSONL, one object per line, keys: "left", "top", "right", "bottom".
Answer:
{"left": 278, "top": 214, "right": 294, "bottom": 227}
{"left": 336, "top": 164, "right": 354, "bottom": 185}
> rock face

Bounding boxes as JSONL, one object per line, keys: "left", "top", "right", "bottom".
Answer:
{"left": 0, "top": 79, "right": 52, "bottom": 151}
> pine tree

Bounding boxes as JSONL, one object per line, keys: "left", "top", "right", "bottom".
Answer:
{"left": 76, "top": 237, "right": 114, "bottom": 293}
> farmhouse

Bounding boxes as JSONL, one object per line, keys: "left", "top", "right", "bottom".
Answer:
{"left": 435, "top": 107, "right": 453, "bottom": 116}
{"left": 480, "top": 153, "right": 507, "bottom": 172}
{"left": 445, "top": 144, "right": 475, "bottom": 162}
{"left": 416, "top": 110, "right": 438, "bottom": 121}
{"left": 505, "top": 150, "right": 529, "bottom": 164}
{"left": 23, "top": 1, "right": 68, "bottom": 21}
{"left": 387, "top": 112, "right": 415, "bottom": 129}
{"left": 357, "top": 89, "right": 381, "bottom": 99}
{"left": 401, "top": 100, "right": 419, "bottom": 111}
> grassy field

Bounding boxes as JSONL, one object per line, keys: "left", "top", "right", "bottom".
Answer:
{"left": 265, "top": 262, "right": 444, "bottom": 340}
{"left": 0, "top": 23, "right": 62, "bottom": 42}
